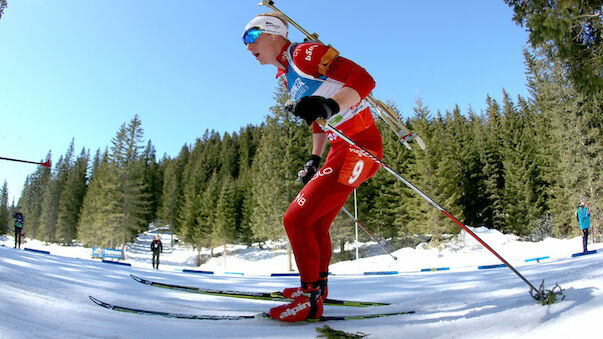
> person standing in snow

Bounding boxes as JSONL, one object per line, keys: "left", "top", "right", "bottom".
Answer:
{"left": 242, "top": 13, "right": 383, "bottom": 322}
{"left": 151, "top": 234, "right": 163, "bottom": 269}
{"left": 576, "top": 198, "right": 591, "bottom": 253}
{"left": 12, "top": 207, "right": 24, "bottom": 249}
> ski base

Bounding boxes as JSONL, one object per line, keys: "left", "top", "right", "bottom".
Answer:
{"left": 571, "top": 250, "right": 597, "bottom": 257}
{"left": 130, "top": 274, "right": 390, "bottom": 307}
{"left": 89, "top": 296, "right": 414, "bottom": 322}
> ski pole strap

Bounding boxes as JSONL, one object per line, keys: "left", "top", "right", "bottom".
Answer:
{"left": 318, "top": 45, "right": 339, "bottom": 76}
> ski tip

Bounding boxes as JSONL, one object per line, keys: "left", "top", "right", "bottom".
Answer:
{"left": 89, "top": 296, "right": 104, "bottom": 307}
{"left": 254, "top": 312, "right": 270, "bottom": 319}
{"left": 130, "top": 274, "right": 150, "bottom": 285}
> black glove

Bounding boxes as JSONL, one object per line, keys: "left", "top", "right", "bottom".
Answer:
{"left": 293, "top": 96, "right": 340, "bottom": 125}
{"left": 298, "top": 155, "right": 321, "bottom": 184}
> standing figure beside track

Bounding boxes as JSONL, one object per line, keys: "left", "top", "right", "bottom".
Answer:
{"left": 576, "top": 198, "right": 591, "bottom": 253}
{"left": 151, "top": 234, "right": 163, "bottom": 269}
{"left": 12, "top": 207, "right": 24, "bottom": 249}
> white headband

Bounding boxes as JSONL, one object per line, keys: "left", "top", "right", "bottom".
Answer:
{"left": 243, "top": 15, "right": 288, "bottom": 39}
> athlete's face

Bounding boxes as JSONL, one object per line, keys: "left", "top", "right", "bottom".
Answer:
{"left": 246, "top": 33, "right": 280, "bottom": 66}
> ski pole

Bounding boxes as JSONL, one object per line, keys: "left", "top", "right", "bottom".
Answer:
{"left": 0, "top": 156, "right": 51, "bottom": 168}
{"left": 340, "top": 206, "right": 398, "bottom": 260}
{"left": 258, "top": 0, "right": 425, "bottom": 151}
{"left": 315, "top": 119, "right": 547, "bottom": 301}
{"left": 365, "top": 96, "right": 426, "bottom": 150}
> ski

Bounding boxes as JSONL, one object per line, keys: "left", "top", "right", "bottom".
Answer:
{"left": 571, "top": 250, "right": 597, "bottom": 257}
{"left": 89, "top": 296, "right": 414, "bottom": 321}
{"left": 130, "top": 274, "right": 389, "bottom": 307}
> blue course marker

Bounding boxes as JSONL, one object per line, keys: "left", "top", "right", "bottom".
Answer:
{"left": 525, "top": 256, "right": 550, "bottom": 263}
{"left": 420, "top": 267, "right": 450, "bottom": 272}
{"left": 477, "top": 264, "right": 506, "bottom": 270}
{"left": 363, "top": 271, "right": 398, "bottom": 276}
{"left": 24, "top": 248, "right": 51, "bottom": 255}
{"left": 182, "top": 269, "right": 214, "bottom": 274}
{"left": 101, "top": 260, "right": 131, "bottom": 266}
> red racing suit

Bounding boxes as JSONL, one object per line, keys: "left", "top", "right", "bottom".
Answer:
{"left": 277, "top": 41, "right": 383, "bottom": 283}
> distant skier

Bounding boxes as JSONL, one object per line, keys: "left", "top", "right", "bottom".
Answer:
{"left": 242, "top": 12, "right": 383, "bottom": 321}
{"left": 12, "top": 206, "right": 24, "bottom": 249}
{"left": 576, "top": 198, "right": 591, "bottom": 253}
{"left": 151, "top": 234, "right": 163, "bottom": 269}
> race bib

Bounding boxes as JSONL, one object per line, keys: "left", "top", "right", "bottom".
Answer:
{"left": 337, "top": 147, "right": 379, "bottom": 187}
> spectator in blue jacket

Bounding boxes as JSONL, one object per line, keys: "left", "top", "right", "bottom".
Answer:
{"left": 576, "top": 198, "right": 591, "bottom": 253}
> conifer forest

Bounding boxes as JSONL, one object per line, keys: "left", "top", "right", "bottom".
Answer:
{"left": 1, "top": 1, "right": 601, "bottom": 259}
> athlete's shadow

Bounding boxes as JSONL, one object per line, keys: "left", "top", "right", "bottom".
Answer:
{"left": 405, "top": 285, "right": 597, "bottom": 326}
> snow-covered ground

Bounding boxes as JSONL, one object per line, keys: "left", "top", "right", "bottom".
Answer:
{"left": 0, "top": 227, "right": 601, "bottom": 338}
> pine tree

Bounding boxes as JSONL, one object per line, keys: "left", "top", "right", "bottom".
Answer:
{"left": 109, "top": 115, "right": 150, "bottom": 252}
{"left": 39, "top": 145, "right": 73, "bottom": 242}
{"left": 77, "top": 151, "right": 121, "bottom": 247}
{"left": 418, "top": 111, "right": 453, "bottom": 243}
{"left": 431, "top": 105, "right": 468, "bottom": 238}
{"left": 478, "top": 96, "right": 506, "bottom": 231}
{"left": 0, "top": 181, "right": 9, "bottom": 233}
{"left": 361, "top": 105, "right": 413, "bottom": 240}
{"left": 399, "top": 102, "right": 447, "bottom": 241}
{"left": 185, "top": 171, "right": 221, "bottom": 260}
{"left": 237, "top": 125, "right": 263, "bottom": 245}
{"left": 56, "top": 147, "right": 89, "bottom": 244}
{"left": 249, "top": 82, "right": 311, "bottom": 270}
{"left": 460, "top": 108, "right": 488, "bottom": 228}
{"left": 141, "top": 140, "right": 162, "bottom": 225}
{"left": 91, "top": 148, "right": 103, "bottom": 176}
{"left": 525, "top": 48, "right": 602, "bottom": 238}
{"left": 18, "top": 151, "right": 52, "bottom": 238}
{"left": 158, "top": 145, "right": 190, "bottom": 235}
{"left": 249, "top": 83, "right": 310, "bottom": 242}
{"left": 504, "top": 0, "right": 603, "bottom": 94}
{"left": 499, "top": 91, "right": 546, "bottom": 236}
{"left": 178, "top": 131, "right": 223, "bottom": 256}
{"left": 214, "top": 177, "right": 238, "bottom": 267}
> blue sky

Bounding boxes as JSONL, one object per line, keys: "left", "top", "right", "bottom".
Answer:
{"left": 0, "top": 1, "right": 529, "bottom": 203}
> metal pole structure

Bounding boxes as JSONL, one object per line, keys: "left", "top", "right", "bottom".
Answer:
{"left": 0, "top": 156, "right": 51, "bottom": 168}
{"left": 354, "top": 189, "right": 359, "bottom": 261}
{"left": 341, "top": 206, "right": 398, "bottom": 261}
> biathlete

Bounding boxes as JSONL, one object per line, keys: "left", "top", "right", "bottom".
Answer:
{"left": 242, "top": 12, "right": 383, "bottom": 322}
